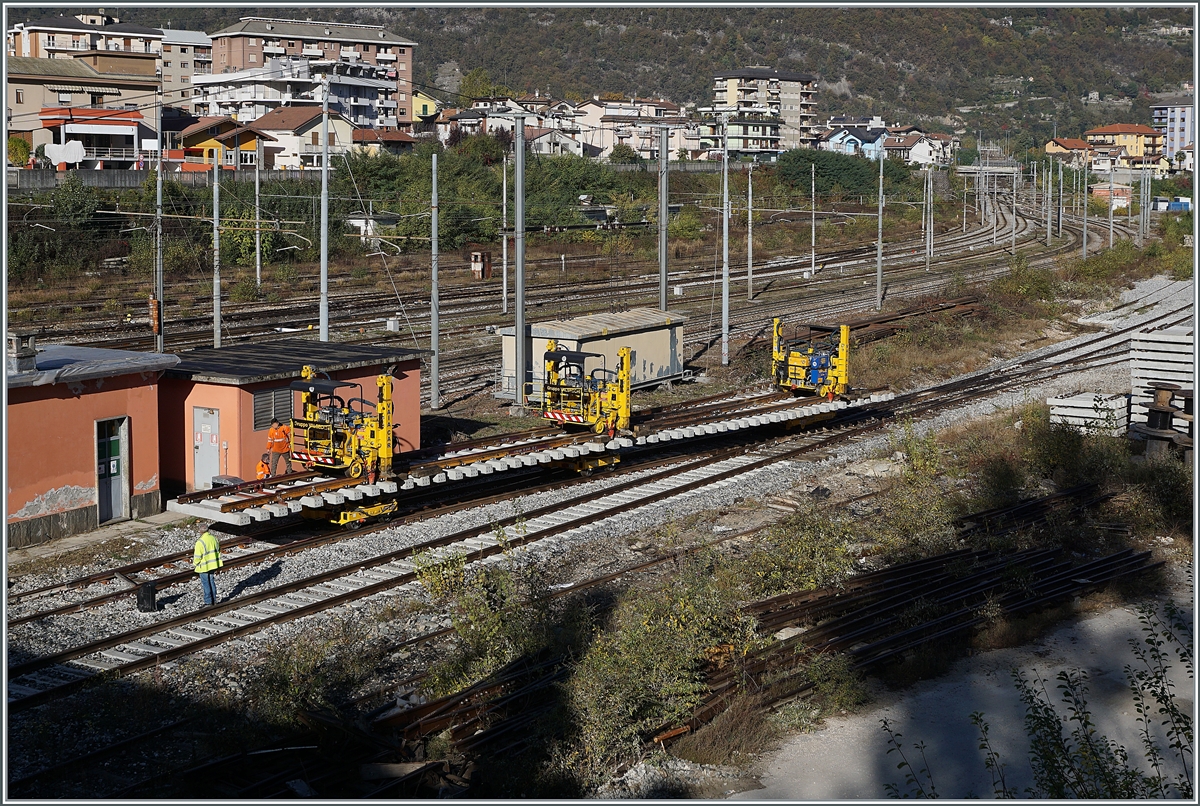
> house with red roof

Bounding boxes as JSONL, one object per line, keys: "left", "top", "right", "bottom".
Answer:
{"left": 1045, "top": 137, "right": 1091, "bottom": 168}
{"left": 251, "top": 106, "right": 355, "bottom": 169}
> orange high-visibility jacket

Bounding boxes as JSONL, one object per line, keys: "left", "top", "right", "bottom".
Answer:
{"left": 256, "top": 461, "right": 271, "bottom": 480}
{"left": 267, "top": 423, "right": 291, "bottom": 453}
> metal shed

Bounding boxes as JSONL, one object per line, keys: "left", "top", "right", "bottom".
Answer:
{"left": 496, "top": 308, "right": 688, "bottom": 402}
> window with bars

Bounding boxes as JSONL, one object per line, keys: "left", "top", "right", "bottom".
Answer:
{"left": 253, "top": 388, "right": 293, "bottom": 430}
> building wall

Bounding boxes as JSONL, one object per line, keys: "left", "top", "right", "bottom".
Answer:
{"left": 160, "top": 358, "right": 421, "bottom": 494}
{"left": 7, "top": 374, "right": 163, "bottom": 547}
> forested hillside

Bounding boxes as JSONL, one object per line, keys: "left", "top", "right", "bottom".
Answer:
{"left": 13, "top": 7, "right": 1194, "bottom": 150}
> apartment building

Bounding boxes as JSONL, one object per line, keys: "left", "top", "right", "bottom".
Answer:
{"left": 1150, "top": 95, "right": 1194, "bottom": 161}
{"left": 1083, "top": 123, "right": 1164, "bottom": 159}
{"left": 192, "top": 58, "right": 399, "bottom": 128}
{"left": 7, "top": 14, "right": 212, "bottom": 111}
{"left": 574, "top": 97, "right": 690, "bottom": 160}
{"left": 161, "top": 28, "right": 212, "bottom": 108}
{"left": 208, "top": 17, "right": 415, "bottom": 121}
{"left": 709, "top": 67, "right": 819, "bottom": 153}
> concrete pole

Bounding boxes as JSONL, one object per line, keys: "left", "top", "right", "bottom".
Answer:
{"left": 659, "top": 125, "right": 669, "bottom": 311}
{"left": 1107, "top": 169, "right": 1114, "bottom": 248}
{"left": 1083, "top": 174, "right": 1089, "bottom": 259}
{"left": 875, "top": 151, "right": 884, "bottom": 310}
{"left": 721, "top": 115, "right": 730, "bottom": 365}
{"left": 747, "top": 164, "right": 753, "bottom": 300}
{"left": 155, "top": 77, "right": 164, "bottom": 353}
{"left": 925, "top": 169, "right": 932, "bottom": 271}
{"left": 1057, "top": 160, "right": 1063, "bottom": 238}
{"left": 501, "top": 154, "right": 508, "bottom": 314}
{"left": 430, "top": 153, "right": 440, "bottom": 410}
{"left": 810, "top": 161, "right": 816, "bottom": 276}
{"left": 1011, "top": 169, "right": 1017, "bottom": 254}
{"left": 213, "top": 149, "right": 221, "bottom": 348}
{"left": 514, "top": 115, "right": 527, "bottom": 408}
{"left": 962, "top": 178, "right": 967, "bottom": 234}
{"left": 255, "top": 137, "right": 262, "bottom": 288}
{"left": 1046, "top": 161, "right": 1052, "bottom": 247}
{"left": 319, "top": 75, "right": 330, "bottom": 342}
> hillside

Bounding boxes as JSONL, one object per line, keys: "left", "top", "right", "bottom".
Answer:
{"left": 13, "top": 7, "right": 1193, "bottom": 149}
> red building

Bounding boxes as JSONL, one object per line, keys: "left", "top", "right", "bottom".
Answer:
{"left": 6, "top": 332, "right": 178, "bottom": 548}
{"left": 159, "top": 340, "right": 425, "bottom": 494}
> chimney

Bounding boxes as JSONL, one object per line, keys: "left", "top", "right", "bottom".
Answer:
{"left": 7, "top": 330, "right": 38, "bottom": 374}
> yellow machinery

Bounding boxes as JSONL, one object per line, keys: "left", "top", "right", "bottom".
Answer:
{"left": 289, "top": 365, "right": 395, "bottom": 480}
{"left": 771, "top": 318, "right": 850, "bottom": 399}
{"left": 540, "top": 340, "right": 632, "bottom": 436}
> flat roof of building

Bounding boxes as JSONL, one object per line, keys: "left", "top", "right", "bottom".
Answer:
{"left": 8, "top": 345, "right": 180, "bottom": 389}
{"left": 499, "top": 308, "right": 687, "bottom": 340}
{"left": 166, "top": 339, "right": 427, "bottom": 385}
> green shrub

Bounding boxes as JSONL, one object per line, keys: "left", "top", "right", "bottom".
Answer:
{"left": 742, "top": 508, "right": 855, "bottom": 597}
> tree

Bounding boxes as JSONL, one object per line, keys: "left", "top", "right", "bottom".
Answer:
{"left": 609, "top": 143, "right": 641, "bottom": 164}
{"left": 8, "top": 136, "right": 31, "bottom": 167}
{"left": 458, "top": 67, "right": 495, "bottom": 100}
{"left": 52, "top": 173, "right": 99, "bottom": 229}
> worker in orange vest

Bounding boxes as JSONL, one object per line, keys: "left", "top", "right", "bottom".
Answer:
{"left": 256, "top": 453, "right": 271, "bottom": 480}
{"left": 266, "top": 418, "right": 293, "bottom": 477}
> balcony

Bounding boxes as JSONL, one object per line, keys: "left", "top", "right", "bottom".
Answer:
{"left": 339, "top": 49, "right": 360, "bottom": 60}
{"left": 300, "top": 142, "right": 350, "bottom": 154}
{"left": 263, "top": 45, "right": 285, "bottom": 55}
{"left": 194, "top": 52, "right": 212, "bottom": 61}
{"left": 375, "top": 52, "right": 396, "bottom": 61}
{"left": 44, "top": 41, "right": 90, "bottom": 52}
{"left": 379, "top": 99, "right": 398, "bottom": 109}
{"left": 302, "top": 47, "right": 322, "bottom": 56}
{"left": 83, "top": 147, "right": 143, "bottom": 161}
{"left": 379, "top": 116, "right": 399, "bottom": 127}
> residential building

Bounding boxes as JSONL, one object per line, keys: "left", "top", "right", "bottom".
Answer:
{"left": 160, "top": 28, "right": 212, "bottom": 108}
{"left": 7, "top": 14, "right": 214, "bottom": 115}
{"left": 251, "top": 105, "right": 355, "bottom": 169}
{"left": 411, "top": 88, "right": 442, "bottom": 123}
{"left": 883, "top": 133, "right": 939, "bottom": 166}
{"left": 818, "top": 127, "right": 888, "bottom": 160}
{"left": 177, "top": 115, "right": 275, "bottom": 170}
{"left": 1150, "top": 95, "right": 1194, "bottom": 160}
{"left": 1083, "top": 123, "right": 1164, "bottom": 159}
{"left": 1177, "top": 143, "right": 1193, "bottom": 172}
{"left": 7, "top": 54, "right": 159, "bottom": 165}
{"left": 1045, "top": 137, "right": 1091, "bottom": 169}
{"left": 208, "top": 17, "right": 415, "bottom": 117}
{"left": 1090, "top": 182, "right": 1132, "bottom": 210}
{"left": 924, "top": 132, "right": 961, "bottom": 165}
{"left": 192, "top": 58, "right": 399, "bottom": 128}
{"left": 1089, "top": 144, "right": 1128, "bottom": 174}
{"left": 710, "top": 67, "right": 819, "bottom": 151}
{"left": 352, "top": 127, "right": 416, "bottom": 156}
{"left": 1125, "top": 153, "right": 1172, "bottom": 179}
{"left": 825, "top": 114, "right": 886, "bottom": 129}
{"left": 525, "top": 126, "right": 601, "bottom": 158}
{"left": 573, "top": 97, "right": 689, "bottom": 160}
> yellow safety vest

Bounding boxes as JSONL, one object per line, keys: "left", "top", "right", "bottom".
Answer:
{"left": 193, "top": 531, "right": 224, "bottom": 574}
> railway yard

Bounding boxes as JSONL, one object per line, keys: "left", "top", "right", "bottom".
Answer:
{"left": 5, "top": 196, "right": 1195, "bottom": 798}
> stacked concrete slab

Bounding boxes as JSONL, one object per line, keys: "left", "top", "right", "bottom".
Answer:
{"left": 1130, "top": 324, "right": 1194, "bottom": 433}
{"left": 1047, "top": 392, "right": 1129, "bottom": 436}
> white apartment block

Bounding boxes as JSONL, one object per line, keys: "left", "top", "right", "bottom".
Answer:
{"left": 192, "top": 58, "right": 398, "bottom": 128}
{"left": 709, "top": 67, "right": 819, "bottom": 153}
{"left": 1151, "top": 95, "right": 1195, "bottom": 161}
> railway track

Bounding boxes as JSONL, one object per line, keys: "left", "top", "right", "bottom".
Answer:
{"left": 10, "top": 293, "right": 1190, "bottom": 713}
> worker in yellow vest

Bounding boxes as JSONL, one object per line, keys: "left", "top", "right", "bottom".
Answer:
{"left": 193, "top": 527, "right": 224, "bottom": 608}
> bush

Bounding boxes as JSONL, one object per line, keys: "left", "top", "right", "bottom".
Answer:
{"left": 742, "top": 507, "right": 855, "bottom": 597}
{"left": 8, "top": 135, "right": 31, "bottom": 166}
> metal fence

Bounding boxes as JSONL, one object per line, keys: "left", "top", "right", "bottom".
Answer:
{"left": 6, "top": 168, "right": 315, "bottom": 192}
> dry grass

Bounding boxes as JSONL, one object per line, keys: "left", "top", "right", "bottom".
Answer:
{"left": 671, "top": 694, "right": 778, "bottom": 768}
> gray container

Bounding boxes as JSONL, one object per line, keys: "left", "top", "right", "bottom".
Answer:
{"left": 496, "top": 308, "right": 688, "bottom": 402}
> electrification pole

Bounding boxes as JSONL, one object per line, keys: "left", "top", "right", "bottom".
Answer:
{"left": 1082, "top": 174, "right": 1089, "bottom": 259}
{"left": 746, "top": 163, "right": 753, "bottom": 300}
{"left": 1057, "top": 160, "right": 1063, "bottom": 238}
{"left": 1046, "top": 161, "right": 1052, "bottom": 247}
{"left": 431, "top": 153, "right": 440, "bottom": 410}
{"left": 811, "top": 162, "right": 816, "bottom": 276}
{"left": 721, "top": 114, "right": 730, "bottom": 365}
{"left": 1108, "top": 169, "right": 1114, "bottom": 248}
{"left": 154, "top": 74, "right": 164, "bottom": 353}
{"left": 514, "top": 115, "right": 527, "bottom": 409}
{"left": 501, "top": 154, "right": 508, "bottom": 314}
{"left": 319, "top": 74, "right": 330, "bottom": 342}
{"left": 659, "top": 125, "right": 669, "bottom": 310}
{"left": 875, "top": 150, "right": 884, "bottom": 310}
{"left": 255, "top": 136, "right": 262, "bottom": 288}
{"left": 213, "top": 148, "right": 221, "bottom": 348}
{"left": 1011, "top": 168, "right": 1017, "bottom": 254}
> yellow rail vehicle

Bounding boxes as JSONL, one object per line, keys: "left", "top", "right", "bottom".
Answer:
{"left": 772, "top": 318, "right": 850, "bottom": 399}
{"left": 289, "top": 365, "right": 395, "bottom": 481}
{"left": 540, "top": 341, "right": 632, "bottom": 437}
